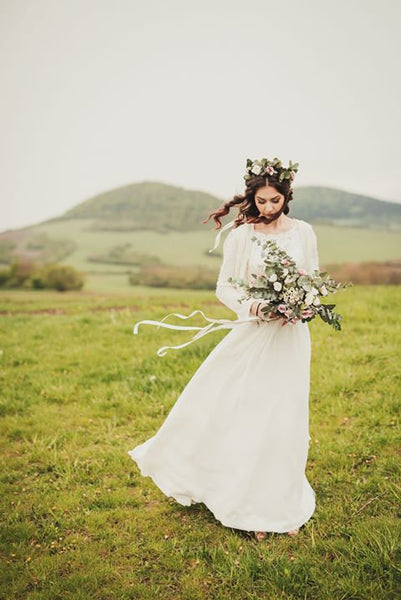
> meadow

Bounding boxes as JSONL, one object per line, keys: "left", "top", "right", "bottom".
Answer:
{"left": 23, "top": 218, "right": 401, "bottom": 293}
{"left": 0, "top": 285, "right": 400, "bottom": 599}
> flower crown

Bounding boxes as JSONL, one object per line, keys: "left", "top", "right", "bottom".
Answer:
{"left": 243, "top": 157, "right": 299, "bottom": 184}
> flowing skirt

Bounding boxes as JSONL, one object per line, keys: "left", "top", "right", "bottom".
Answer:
{"left": 128, "top": 318, "right": 316, "bottom": 532}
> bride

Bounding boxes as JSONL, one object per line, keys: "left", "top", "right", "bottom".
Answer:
{"left": 128, "top": 157, "right": 319, "bottom": 541}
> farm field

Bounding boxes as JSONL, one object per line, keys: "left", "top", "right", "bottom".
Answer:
{"left": 0, "top": 285, "right": 400, "bottom": 599}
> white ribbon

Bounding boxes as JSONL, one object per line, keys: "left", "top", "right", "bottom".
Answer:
{"left": 208, "top": 219, "right": 236, "bottom": 253}
{"left": 133, "top": 309, "right": 265, "bottom": 357}
{"left": 133, "top": 220, "right": 285, "bottom": 356}
{"left": 133, "top": 309, "right": 283, "bottom": 356}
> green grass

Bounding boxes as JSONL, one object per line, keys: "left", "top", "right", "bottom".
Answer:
{"left": 0, "top": 286, "right": 400, "bottom": 599}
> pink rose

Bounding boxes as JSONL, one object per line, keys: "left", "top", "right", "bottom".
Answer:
{"left": 297, "top": 268, "right": 307, "bottom": 275}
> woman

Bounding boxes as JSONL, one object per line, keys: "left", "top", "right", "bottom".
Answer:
{"left": 128, "top": 157, "right": 319, "bottom": 540}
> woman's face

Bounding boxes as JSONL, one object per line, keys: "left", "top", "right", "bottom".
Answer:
{"left": 254, "top": 185, "right": 285, "bottom": 218}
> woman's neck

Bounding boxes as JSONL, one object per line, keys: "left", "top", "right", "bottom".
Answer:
{"left": 253, "top": 215, "right": 294, "bottom": 233}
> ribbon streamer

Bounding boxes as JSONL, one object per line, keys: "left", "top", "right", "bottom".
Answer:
{"left": 208, "top": 219, "right": 236, "bottom": 253}
{"left": 133, "top": 309, "right": 281, "bottom": 357}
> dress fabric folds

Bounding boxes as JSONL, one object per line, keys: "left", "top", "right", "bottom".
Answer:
{"left": 128, "top": 218, "right": 319, "bottom": 532}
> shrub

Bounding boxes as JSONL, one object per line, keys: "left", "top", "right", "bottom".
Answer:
{"left": 37, "top": 264, "right": 85, "bottom": 291}
{"left": 5, "top": 259, "right": 37, "bottom": 287}
{"left": 0, "top": 267, "right": 10, "bottom": 286}
{"left": 0, "top": 260, "right": 85, "bottom": 291}
{"left": 325, "top": 260, "right": 401, "bottom": 285}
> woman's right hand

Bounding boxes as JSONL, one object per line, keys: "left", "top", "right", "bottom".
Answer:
{"left": 250, "top": 301, "right": 268, "bottom": 318}
{"left": 250, "top": 301, "right": 278, "bottom": 320}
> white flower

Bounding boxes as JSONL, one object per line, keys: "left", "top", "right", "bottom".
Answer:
{"left": 320, "top": 285, "right": 328, "bottom": 296}
{"left": 268, "top": 274, "right": 277, "bottom": 282}
{"left": 282, "top": 268, "right": 289, "bottom": 277}
{"left": 311, "top": 287, "right": 319, "bottom": 295}
{"left": 273, "top": 282, "right": 282, "bottom": 291}
{"left": 251, "top": 163, "right": 262, "bottom": 175}
{"left": 313, "top": 296, "right": 321, "bottom": 306}
{"left": 305, "top": 292, "right": 314, "bottom": 305}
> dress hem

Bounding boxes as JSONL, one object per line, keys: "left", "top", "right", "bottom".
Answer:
{"left": 128, "top": 449, "right": 316, "bottom": 534}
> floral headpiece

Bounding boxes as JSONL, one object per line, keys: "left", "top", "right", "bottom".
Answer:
{"left": 243, "top": 157, "right": 299, "bottom": 184}
{"left": 207, "top": 156, "right": 300, "bottom": 254}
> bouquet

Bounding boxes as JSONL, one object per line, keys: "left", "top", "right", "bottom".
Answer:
{"left": 228, "top": 237, "right": 352, "bottom": 330}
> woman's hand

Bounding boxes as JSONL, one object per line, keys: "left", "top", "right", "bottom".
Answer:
{"left": 250, "top": 301, "right": 259, "bottom": 317}
{"left": 250, "top": 301, "right": 271, "bottom": 318}
{"left": 250, "top": 301, "right": 280, "bottom": 320}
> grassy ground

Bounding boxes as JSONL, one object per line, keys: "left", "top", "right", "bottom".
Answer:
{"left": 0, "top": 285, "right": 400, "bottom": 599}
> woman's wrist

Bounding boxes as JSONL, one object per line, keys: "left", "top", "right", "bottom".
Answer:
{"left": 250, "top": 301, "right": 260, "bottom": 316}
{"left": 256, "top": 302, "right": 263, "bottom": 318}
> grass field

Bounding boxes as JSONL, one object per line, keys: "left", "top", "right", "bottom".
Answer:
{"left": 0, "top": 285, "right": 400, "bottom": 599}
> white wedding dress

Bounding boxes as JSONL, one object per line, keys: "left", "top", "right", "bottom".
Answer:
{"left": 128, "top": 219, "right": 316, "bottom": 533}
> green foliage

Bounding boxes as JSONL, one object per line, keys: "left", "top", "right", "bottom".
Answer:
{"left": 244, "top": 156, "right": 299, "bottom": 183}
{"left": 2, "top": 259, "right": 37, "bottom": 288}
{"left": 0, "top": 286, "right": 399, "bottom": 599}
{"left": 0, "top": 267, "right": 9, "bottom": 285}
{"left": 0, "top": 260, "right": 85, "bottom": 291}
{"left": 35, "top": 264, "right": 85, "bottom": 291}
{"left": 325, "top": 260, "right": 401, "bottom": 285}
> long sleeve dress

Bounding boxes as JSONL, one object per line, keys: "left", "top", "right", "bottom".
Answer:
{"left": 127, "top": 218, "right": 320, "bottom": 533}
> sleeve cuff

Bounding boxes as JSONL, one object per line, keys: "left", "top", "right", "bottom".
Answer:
{"left": 235, "top": 298, "right": 257, "bottom": 321}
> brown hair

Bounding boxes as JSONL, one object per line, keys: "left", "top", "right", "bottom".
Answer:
{"left": 202, "top": 174, "right": 294, "bottom": 231}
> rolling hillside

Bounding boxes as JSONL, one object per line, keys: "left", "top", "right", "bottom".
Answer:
{"left": 42, "top": 181, "right": 401, "bottom": 232}
{"left": 1, "top": 181, "right": 400, "bottom": 292}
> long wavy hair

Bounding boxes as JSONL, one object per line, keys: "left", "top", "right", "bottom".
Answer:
{"left": 202, "top": 174, "right": 294, "bottom": 231}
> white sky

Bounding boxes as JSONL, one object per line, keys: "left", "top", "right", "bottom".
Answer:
{"left": 1, "top": 0, "right": 400, "bottom": 232}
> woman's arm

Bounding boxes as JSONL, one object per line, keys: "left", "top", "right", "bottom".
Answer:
{"left": 215, "top": 230, "right": 255, "bottom": 320}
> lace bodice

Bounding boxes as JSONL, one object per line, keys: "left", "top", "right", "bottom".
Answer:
{"left": 248, "top": 221, "right": 308, "bottom": 278}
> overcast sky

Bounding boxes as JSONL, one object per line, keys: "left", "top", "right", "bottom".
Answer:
{"left": 1, "top": 0, "right": 400, "bottom": 232}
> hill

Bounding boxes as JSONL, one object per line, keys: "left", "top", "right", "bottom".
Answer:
{"left": 42, "top": 181, "right": 401, "bottom": 232}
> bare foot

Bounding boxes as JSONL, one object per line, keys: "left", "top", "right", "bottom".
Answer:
{"left": 254, "top": 531, "right": 268, "bottom": 541}
{"left": 287, "top": 528, "right": 299, "bottom": 537}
